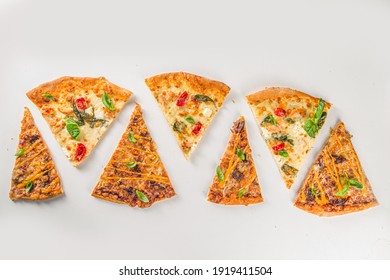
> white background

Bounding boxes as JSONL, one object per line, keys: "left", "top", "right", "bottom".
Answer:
{"left": 0, "top": 0, "right": 389, "bottom": 260}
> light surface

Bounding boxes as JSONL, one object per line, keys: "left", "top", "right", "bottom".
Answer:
{"left": 0, "top": 0, "right": 389, "bottom": 260}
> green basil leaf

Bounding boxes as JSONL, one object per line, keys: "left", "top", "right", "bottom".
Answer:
{"left": 216, "top": 165, "right": 225, "bottom": 182}
{"left": 25, "top": 180, "right": 33, "bottom": 193}
{"left": 184, "top": 116, "right": 195, "bottom": 124}
{"left": 303, "top": 119, "right": 318, "bottom": 138}
{"left": 238, "top": 189, "right": 246, "bottom": 198}
{"left": 65, "top": 118, "right": 80, "bottom": 140}
{"left": 128, "top": 132, "right": 137, "bottom": 143}
{"left": 135, "top": 190, "right": 149, "bottom": 203}
{"left": 287, "top": 139, "right": 294, "bottom": 146}
{"left": 15, "top": 149, "right": 25, "bottom": 157}
{"left": 193, "top": 94, "right": 214, "bottom": 103}
{"left": 314, "top": 99, "right": 325, "bottom": 123}
{"left": 348, "top": 179, "right": 363, "bottom": 190}
{"left": 102, "top": 92, "right": 116, "bottom": 111}
{"left": 126, "top": 162, "right": 137, "bottom": 168}
{"left": 278, "top": 149, "right": 289, "bottom": 158}
{"left": 335, "top": 185, "right": 349, "bottom": 197}
{"left": 261, "top": 115, "right": 277, "bottom": 126}
{"left": 236, "top": 148, "right": 246, "bottom": 161}
{"left": 42, "top": 93, "right": 55, "bottom": 101}
{"left": 310, "top": 184, "right": 318, "bottom": 198}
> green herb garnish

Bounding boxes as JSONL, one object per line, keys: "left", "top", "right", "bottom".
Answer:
{"left": 281, "top": 164, "right": 298, "bottom": 176}
{"left": 128, "top": 132, "right": 137, "bottom": 143}
{"left": 335, "top": 173, "right": 364, "bottom": 196}
{"left": 285, "top": 117, "right": 295, "bottom": 124}
{"left": 238, "top": 189, "right": 246, "bottom": 198}
{"left": 70, "top": 99, "right": 107, "bottom": 128}
{"left": 102, "top": 91, "right": 116, "bottom": 111}
{"left": 184, "top": 116, "right": 195, "bottom": 124}
{"left": 236, "top": 148, "right": 246, "bottom": 161}
{"left": 216, "top": 166, "right": 225, "bottom": 182}
{"left": 25, "top": 180, "right": 33, "bottom": 193}
{"left": 126, "top": 162, "right": 137, "bottom": 168}
{"left": 173, "top": 121, "right": 186, "bottom": 133}
{"left": 136, "top": 190, "right": 149, "bottom": 203}
{"left": 65, "top": 118, "right": 80, "bottom": 140}
{"left": 278, "top": 149, "right": 289, "bottom": 158}
{"left": 262, "top": 115, "right": 277, "bottom": 126}
{"left": 15, "top": 149, "right": 25, "bottom": 157}
{"left": 304, "top": 99, "right": 326, "bottom": 138}
{"left": 42, "top": 93, "right": 55, "bottom": 101}
{"left": 311, "top": 184, "right": 318, "bottom": 198}
{"left": 193, "top": 94, "right": 214, "bottom": 103}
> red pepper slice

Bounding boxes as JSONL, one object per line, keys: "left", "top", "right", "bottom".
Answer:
{"left": 76, "top": 97, "right": 88, "bottom": 110}
{"left": 272, "top": 142, "right": 285, "bottom": 152}
{"left": 274, "top": 107, "right": 286, "bottom": 117}
{"left": 75, "top": 143, "right": 87, "bottom": 161}
{"left": 176, "top": 91, "right": 189, "bottom": 107}
{"left": 192, "top": 122, "right": 203, "bottom": 135}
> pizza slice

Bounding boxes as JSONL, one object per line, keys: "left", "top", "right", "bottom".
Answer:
{"left": 207, "top": 117, "right": 263, "bottom": 205}
{"left": 10, "top": 107, "right": 63, "bottom": 201}
{"left": 92, "top": 104, "right": 176, "bottom": 208}
{"left": 27, "top": 76, "right": 132, "bottom": 167}
{"left": 246, "top": 87, "right": 332, "bottom": 189}
{"left": 145, "top": 72, "right": 230, "bottom": 159}
{"left": 294, "top": 122, "right": 378, "bottom": 216}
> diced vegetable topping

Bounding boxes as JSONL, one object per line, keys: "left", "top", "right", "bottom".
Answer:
{"left": 272, "top": 142, "right": 285, "bottom": 152}
{"left": 75, "top": 143, "right": 87, "bottom": 161}
{"left": 42, "top": 93, "right": 55, "bottom": 101}
{"left": 274, "top": 107, "right": 286, "bottom": 117}
{"left": 192, "top": 122, "right": 203, "bottom": 135}
{"left": 76, "top": 97, "right": 88, "bottom": 110}
{"left": 128, "top": 132, "right": 137, "bottom": 143}
{"left": 176, "top": 91, "right": 189, "bottom": 107}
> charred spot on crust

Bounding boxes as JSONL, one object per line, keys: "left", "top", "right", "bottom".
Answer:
{"left": 232, "top": 169, "right": 244, "bottom": 181}
{"left": 234, "top": 120, "right": 245, "bottom": 134}
{"left": 124, "top": 187, "right": 134, "bottom": 195}
{"left": 29, "top": 135, "right": 40, "bottom": 144}
{"left": 332, "top": 154, "right": 346, "bottom": 164}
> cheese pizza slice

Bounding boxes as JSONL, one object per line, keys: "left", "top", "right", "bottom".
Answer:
{"left": 207, "top": 117, "right": 263, "bottom": 205}
{"left": 27, "top": 76, "right": 132, "bottom": 166}
{"left": 10, "top": 107, "right": 63, "bottom": 201}
{"left": 246, "top": 87, "right": 332, "bottom": 189}
{"left": 294, "top": 122, "right": 378, "bottom": 216}
{"left": 92, "top": 104, "right": 176, "bottom": 208}
{"left": 145, "top": 72, "right": 230, "bottom": 159}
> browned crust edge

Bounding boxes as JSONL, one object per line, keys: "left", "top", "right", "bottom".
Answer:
{"left": 145, "top": 72, "right": 230, "bottom": 100}
{"left": 246, "top": 87, "right": 332, "bottom": 109}
{"left": 27, "top": 76, "right": 133, "bottom": 109}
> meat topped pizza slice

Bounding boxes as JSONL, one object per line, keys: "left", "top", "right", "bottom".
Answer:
{"left": 27, "top": 76, "right": 132, "bottom": 166}
{"left": 294, "top": 122, "right": 378, "bottom": 216}
{"left": 92, "top": 104, "right": 176, "bottom": 208}
{"left": 246, "top": 87, "right": 332, "bottom": 189}
{"left": 145, "top": 72, "right": 230, "bottom": 159}
{"left": 10, "top": 107, "right": 63, "bottom": 201}
{"left": 208, "top": 117, "right": 263, "bottom": 206}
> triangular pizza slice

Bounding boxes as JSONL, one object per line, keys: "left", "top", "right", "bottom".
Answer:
{"left": 246, "top": 87, "right": 332, "bottom": 189}
{"left": 92, "top": 104, "right": 176, "bottom": 208}
{"left": 207, "top": 116, "right": 263, "bottom": 205}
{"left": 145, "top": 72, "right": 230, "bottom": 159}
{"left": 10, "top": 107, "right": 63, "bottom": 201}
{"left": 294, "top": 122, "right": 378, "bottom": 216}
{"left": 27, "top": 76, "right": 132, "bottom": 166}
